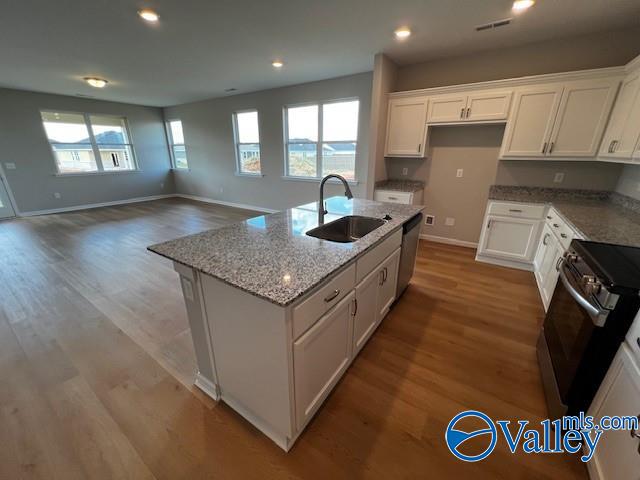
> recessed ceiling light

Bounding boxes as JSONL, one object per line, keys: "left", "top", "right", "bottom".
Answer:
{"left": 138, "top": 8, "right": 160, "bottom": 22}
{"left": 512, "top": 0, "right": 535, "bottom": 12}
{"left": 394, "top": 27, "right": 411, "bottom": 39}
{"left": 272, "top": 60, "right": 284, "bottom": 68}
{"left": 84, "top": 77, "right": 108, "bottom": 88}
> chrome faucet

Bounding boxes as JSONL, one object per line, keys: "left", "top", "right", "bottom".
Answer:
{"left": 319, "top": 174, "right": 353, "bottom": 224}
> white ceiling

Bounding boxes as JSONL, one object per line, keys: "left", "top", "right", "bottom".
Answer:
{"left": 1, "top": 0, "right": 639, "bottom": 107}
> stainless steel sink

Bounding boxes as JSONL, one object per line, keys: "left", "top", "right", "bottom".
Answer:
{"left": 306, "top": 215, "right": 386, "bottom": 243}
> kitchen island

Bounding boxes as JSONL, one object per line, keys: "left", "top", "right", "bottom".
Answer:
{"left": 148, "top": 196, "right": 424, "bottom": 450}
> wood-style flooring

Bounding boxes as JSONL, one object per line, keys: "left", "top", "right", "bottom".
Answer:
{"left": 0, "top": 198, "right": 587, "bottom": 479}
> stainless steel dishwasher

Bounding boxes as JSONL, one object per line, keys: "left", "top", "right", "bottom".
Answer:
{"left": 396, "top": 213, "right": 423, "bottom": 297}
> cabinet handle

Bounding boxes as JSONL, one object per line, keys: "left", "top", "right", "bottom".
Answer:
{"left": 466, "top": 107, "right": 471, "bottom": 118}
{"left": 352, "top": 298, "right": 358, "bottom": 316}
{"left": 509, "top": 208, "right": 523, "bottom": 213}
{"left": 487, "top": 219, "right": 492, "bottom": 229}
{"left": 324, "top": 289, "right": 340, "bottom": 303}
{"left": 546, "top": 215, "right": 552, "bottom": 220}
{"left": 388, "top": 196, "right": 398, "bottom": 201}
{"left": 543, "top": 233, "right": 550, "bottom": 246}
{"left": 612, "top": 140, "right": 619, "bottom": 153}
{"left": 384, "top": 267, "right": 388, "bottom": 283}
{"left": 379, "top": 270, "right": 385, "bottom": 286}
{"left": 460, "top": 108, "right": 465, "bottom": 119}
{"left": 608, "top": 140, "right": 615, "bottom": 153}
{"left": 553, "top": 223, "right": 560, "bottom": 228}
{"left": 418, "top": 143, "right": 421, "bottom": 153}
{"left": 549, "top": 142, "right": 555, "bottom": 153}
{"left": 542, "top": 142, "right": 548, "bottom": 154}
{"left": 560, "top": 233, "right": 568, "bottom": 239}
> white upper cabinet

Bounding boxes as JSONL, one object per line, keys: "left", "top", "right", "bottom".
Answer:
{"left": 427, "top": 90, "right": 512, "bottom": 123}
{"left": 547, "top": 78, "right": 619, "bottom": 157}
{"left": 500, "top": 85, "right": 564, "bottom": 158}
{"left": 427, "top": 95, "right": 467, "bottom": 123}
{"left": 599, "top": 72, "right": 640, "bottom": 161}
{"left": 384, "top": 97, "right": 428, "bottom": 157}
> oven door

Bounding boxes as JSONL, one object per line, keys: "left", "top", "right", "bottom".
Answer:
{"left": 543, "top": 257, "right": 610, "bottom": 404}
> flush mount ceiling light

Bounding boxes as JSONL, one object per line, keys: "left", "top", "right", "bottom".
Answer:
{"left": 272, "top": 60, "right": 284, "bottom": 68}
{"left": 138, "top": 8, "right": 160, "bottom": 22}
{"left": 394, "top": 27, "right": 412, "bottom": 39}
{"left": 84, "top": 77, "right": 108, "bottom": 88}
{"left": 512, "top": 0, "right": 535, "bottom": 12}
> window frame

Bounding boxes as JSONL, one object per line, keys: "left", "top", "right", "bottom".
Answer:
{"left": 166, "top": 119, "right": 189, "bottom": 170}
{"left": 232, "top": 109, "right": 263, "bottom": 177}
{"left": 41, "top": 110, "right": 138, "bottom": 176}
{"left": 283, "top": 97, "right": 359, "bottom": 182}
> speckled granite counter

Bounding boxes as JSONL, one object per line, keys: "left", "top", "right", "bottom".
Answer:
{"left": 489, "top": 186, "right": 640, "bottom": 248}
{"left": 148, "top": 197, "right": 424, "bottom": 306}
{"left": 375, "top": 179, "right": 425, "bottom": 192}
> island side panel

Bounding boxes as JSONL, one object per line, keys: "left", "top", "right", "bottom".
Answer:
{"left": 200, "top": 274, "right": 293, "bottom": 445}
{"left": 173, "top": 262, "right": 219, "bottom": 398}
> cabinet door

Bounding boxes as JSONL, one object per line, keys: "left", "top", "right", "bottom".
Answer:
{"left": 466, "top": 91, "right": 513, "bottom": 122}
{"left": 427, "top": 95, "right": 468, "bottom": 123}
{"left": 478, "top": 215, "right": 540, "bottom": 262}
{"left": 534, "top": 224, "right": 553, "bottom": 282}
{"left": 547, "top": 78, "right": 619, "bottom": 158}
{"left": 539, "top": 234, "right": 563, "bottom": 310}
{"left": 352, "top": 268, "right": 380, "bottom": 356}
{"left": 500, "top": 85, "right": 563, "bottom": 158}
{"left": 588, "top": 345, "right": 640, "bottom": 480}
{"left": 599, "top": 73, "right": 640, "bottom": 159}
{"left": 293, "top": 292, "right": 354, "bottom": 430}
{"left": 385, "top": 98, "right": 428, "bottom": 157}
{"left": 376, "top": 248, "right": 401, "bottom": 323}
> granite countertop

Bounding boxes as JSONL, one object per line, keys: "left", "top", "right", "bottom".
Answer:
{"left": 489, "top": 186, "right": 640, "bottom": 248}
{"left": 375, "top": 179, "right": 425, "bottom": 193}
{"left": 148, "top": 197, "right": 424, "bottom": 306}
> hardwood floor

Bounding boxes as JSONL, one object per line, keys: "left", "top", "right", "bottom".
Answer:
{"left": 0, "top": 198, "right": 587, "bottom": 479}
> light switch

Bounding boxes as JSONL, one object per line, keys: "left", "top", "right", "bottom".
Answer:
{"left": 553, "top": 172, "right": 565, "bottom": 183}
{"left": 5, "top": 162, "right": 16, "bottom": 170}
{"left": 402, "top": 167, "right": 408, "bottom": 176}
{"left": 445, "top": 217, "right": 455, "bottom": 226}
{"left": 456, "top": 169, "right": 464, "bottom": 178}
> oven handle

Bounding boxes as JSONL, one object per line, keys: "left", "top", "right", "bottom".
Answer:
{"left": 557, "top": 258, "right": 608, "bottom": 327}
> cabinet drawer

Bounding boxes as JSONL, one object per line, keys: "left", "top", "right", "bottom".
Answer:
{"left": 374, "top": 190, "right": 413, "bottom": 204}
{"left": 545, "top": 208, "right": 576, "bottom": 249}
{"left": 293, "top": 263, "right": 355, "bottom": 339}
{"left": 488, "top": 201, "right": 545, "bottom": 219}
{"left": 356, "top": 229, "right": 402, "bottom": 283}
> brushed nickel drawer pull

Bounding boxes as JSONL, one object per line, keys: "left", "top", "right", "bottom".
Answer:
{"left": 560, "top": 233, "right": 568, "bottom": 239}
{"left": 549, "top": 142, "right": 555, "bottom": 153}
{"left": 542, "top": 142, "right": 548, "bottom": 154}
{"left": 460, "top": 108, "right": 465, "bottom": 119}
{"left": 553, "top": 223, "right": 560, "bottom": 228}
{"left": 509, "top": 208, "right": 523, "bottom": 213}
{"left": 388, "top": 196, "right": 398, "bottom": 201}
{"left": 543, "top": 233, "right": 550, "bottom": 246}
{"left": 324, "top": 289, "right": 340, "bottom": 302}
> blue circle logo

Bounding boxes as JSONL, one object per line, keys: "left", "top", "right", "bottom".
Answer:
{"left": 445, "top": 410, "right": 497, "bottom": 462}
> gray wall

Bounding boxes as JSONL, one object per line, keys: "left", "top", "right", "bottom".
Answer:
{"left": 164, "top": 73, "right": 372, "bottom": 211}
{"left": 616, "top": 165, "right": 640, "bottom": 201}
{"left": 0, "top": 88, "right": 173, "bottom": 213}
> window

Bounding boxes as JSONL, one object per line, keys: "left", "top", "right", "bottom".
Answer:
{"left": 167, "top": 120, "right": 188, "bottom": 169}
{"left": 284, "top": 99, "right": 359, "bottom": 181}
{"left": 41, "top": 111, "right": 137, "bottom": 174}
{"left": 233, "top": 110, "right": 261, "bottom": 175}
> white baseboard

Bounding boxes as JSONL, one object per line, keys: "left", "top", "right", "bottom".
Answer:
{"left": 175, "top": 193, "right": 278, "bottom": 214}
{"left": 19, "top": 194, "right": 175, "bottom": 217}
{"left": 194, "top": 371, "right": 220, "bottom": 400}
{"left": 420, "top": 234, "right": 478, "bottom": 249}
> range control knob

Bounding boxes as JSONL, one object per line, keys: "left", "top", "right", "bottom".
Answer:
{"left": 581, "top": 275, "right": 601, "bottom": 295}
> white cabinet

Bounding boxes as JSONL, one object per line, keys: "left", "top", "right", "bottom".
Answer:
{"left": 500, "top": 78, "right": 619, "bottom": 159}
{"left": 547, "top": 79, "right": 619, "bottom": 157}
{"left": 533, "top": 224, "right": 563, "bottom": 310}
{"left": 384, "top": 97, "right": 428, "bottom": 157}
{"left": 599, "top": 72, "right": 640, "bottom": 161}
{"left": 427, "top": 90, "right": 512, "bottom": 123}
{"left": 352, "top": 268, "right": 380, "bottom": 356}
{"left": 293, "top": 291, "right": 355, "bottom": 430}
{"left": 374, "top": 189, "right": 423, "bottom": 206}
{"left": 500, "top": 85, "right": 563, "bottom": 157}
{"left": 477, "top": 215, "right": 541, "bottom": 263}
{"left": 588, "top": 345, "right": 640, "bottom": 480}
{"left": 376, "top": 249, "right": 401, "bottom": 323}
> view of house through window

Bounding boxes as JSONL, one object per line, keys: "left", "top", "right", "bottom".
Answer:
{"left": 285, "top": 99, "right": 359, "bottom": 180}
{"left": 233, "top": 110, "right": 261, "bottom": 174}
{"left": 167, "top": 120, "right": 188, "bottom": 169}
{"left": 41, "top": 111, "right": 136, "bottom": 174}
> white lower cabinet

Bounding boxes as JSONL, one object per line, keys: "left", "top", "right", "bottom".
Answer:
{"left": 293, "top": 291, "right": 355, "bottom": 430}
{"left": 377, "top": 249, "right": 401, "bottom": 322}
{"left": 353, "top": 267, "right": 381, "bottom": 355}
{"left": 533, "top": 224, "right": 563, "bottom": 310}
{"left": 477, "top": 215, "right": 541, "bottom": 264}
{"left": 587, "top": 344, "right": 640, "bottom": 480}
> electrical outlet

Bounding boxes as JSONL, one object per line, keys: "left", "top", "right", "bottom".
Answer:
{"left": 402, "top": 167, "right": 408, "bottom": 176}
{"left": 424, "top": 214, "right": 435, "bottom": 226}
{"left": 4, "top": 162, "right": 16, "bottom": 170}
{"left": 53, "top": 192, "right": 61, "bottom": 199}
{"left": 445, "top": 217, "right": 455, "bottom": 226}
{"left": 160, "top": 182, "right": 164, "bottom": 189}
{"left": 553, "top": 172, "right": 565, "bottom": 183}
{"left": 456, "top": 169, "right": 464, "bottom": 178}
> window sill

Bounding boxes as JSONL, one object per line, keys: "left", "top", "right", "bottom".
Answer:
{"left": 53, "top": 169, "right": 142, "bottom": 177}
{"left": 281, "top": 175, "right": 359, "bottom": 185}
{"left": 235, "top": 172, "right": 264, "bottom": 178}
